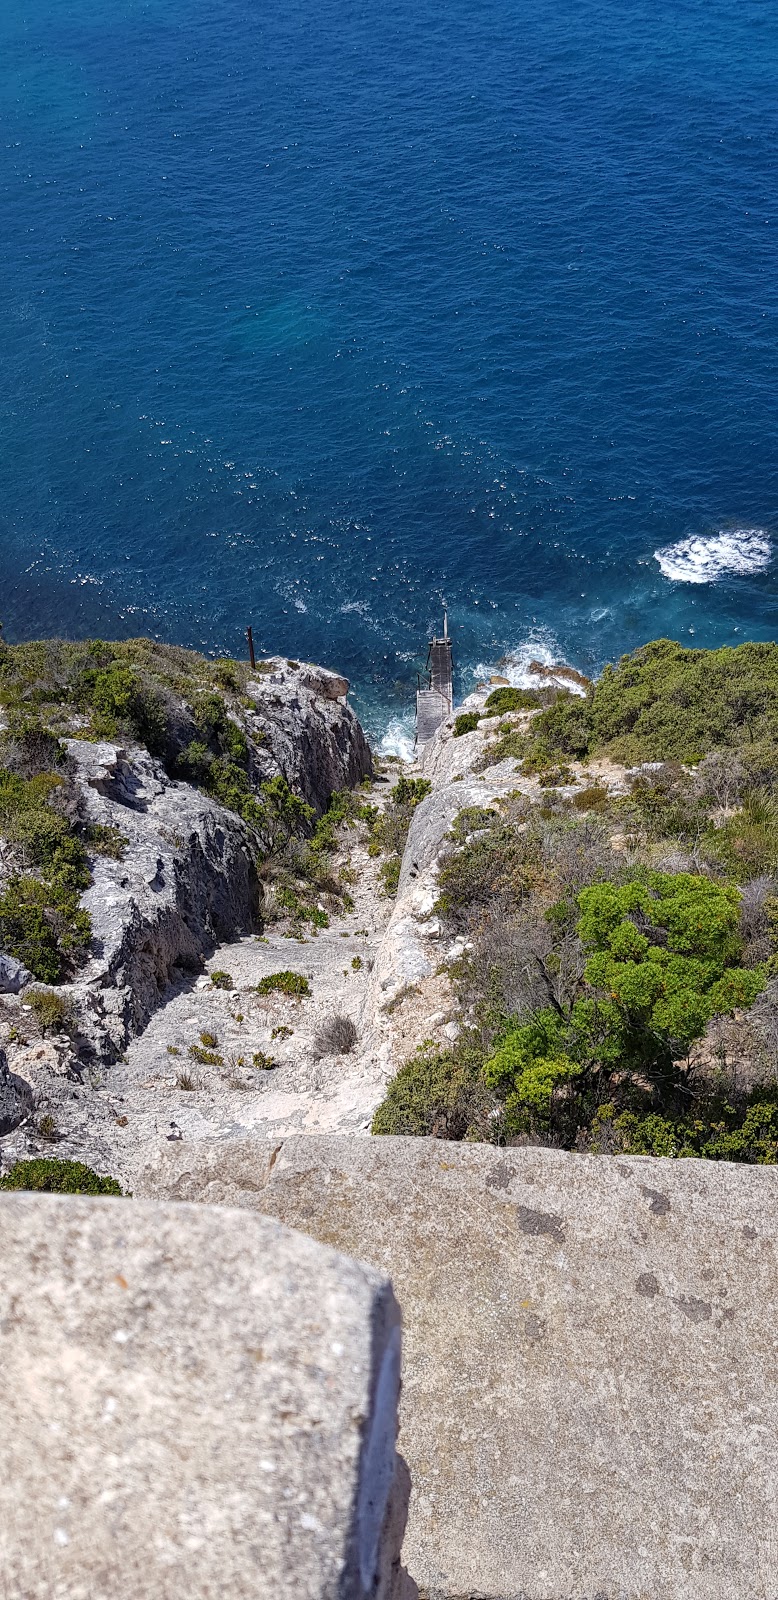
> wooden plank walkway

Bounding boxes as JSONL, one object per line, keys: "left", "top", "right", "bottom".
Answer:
{"left": 416, "top": 623, "right": 454, "bottom": 747}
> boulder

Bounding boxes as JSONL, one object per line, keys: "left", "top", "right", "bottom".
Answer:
{"left": 0, "top": 952, "right": 33, "bottom": 994}
{"left": 138, "top": 1134, "right": 778, "bottom": 1600}
{"left": 0, "top": 1193, "right": 415, "bottom": 1600}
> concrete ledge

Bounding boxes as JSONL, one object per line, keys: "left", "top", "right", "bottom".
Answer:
{"left": 0, "top": 1193, "right": 412, "bottom": 1600}
{"left": 139, "top": 1135, "right": 778, "bottom": 1600}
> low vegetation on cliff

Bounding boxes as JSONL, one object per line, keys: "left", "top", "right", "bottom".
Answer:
{"left": 0, "top": 634, "right": 378, "bottom": 970}
{"left": 374, "top": 640, "right": 778, "bottom": 1163}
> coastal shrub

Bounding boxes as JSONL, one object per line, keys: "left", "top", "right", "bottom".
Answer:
{"left": 25, "top": 988, "right": 73, "bottom": 1033}
{"left": 0, "top": 1158, "right": 122, "bottom": 1195}
{"left": 188, "top": 1043, "right": 222, "bottom": 1066}
{"left": 379, "top": 857, "right": 401, "bottom": 896}
{"left": 83, "top": 822, "right": 127, "bottom": 858}
{"left": 252, "top": 1051, "right": 276, "bottom": 1070}
{"left": 484, "top": 686, "right": 541, "bottom": 715}
{"left": 0, "top": 635, "right": 258, "bottom": 777}
{"left": 528, "top": 639, "right": 778, "bottom": 768}
{"left": 581, "top": 1095, "right": 778, "bottom": 1164}
{"left": 572, "top": 784, "right": 610, "bottom": 813}
{"left": 453, "top": 711, "right": 481, "bottom": 737}
{"left": 474, "top": 728, "right": 527, "bottom": 770}
{"left": 703, "top": 792, "right": 778, "bottom": 881}
{"left": 0, "top": 874, "right": 91, "bottom": 983}
{"left": 484, "top": 873, "right": 767, "bottom": 1140}
{"left": 371, "top": 1040, "right": 496, "bottom": 1139}
{"left": 210, "top": 970, "right": 234, "bottom": 990}
{"left": 255, "top": 970, "right": 311, "bottom": 997}
{"left": 436, "top": 818, "right": 533, "bottom": 923}
{"left": 366, "top": 776, "right": 431, "bottom": 898}
{"left": 312, "top": 1014, "right": 358, "bottom": 1058}
{"left": 447, "top": 806, "right": 498, "bottom": 844}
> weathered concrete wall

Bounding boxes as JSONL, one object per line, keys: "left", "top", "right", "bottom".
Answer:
{"left": 139, "top": 1135, "right": 778, "bottom": 1600}
{"left": 0, "top": 1193, "right": 414, "bottom": 1600}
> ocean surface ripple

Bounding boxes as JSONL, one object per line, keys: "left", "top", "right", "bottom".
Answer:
{"left": 1, "top": 0, "right": 776, "bottom": 739}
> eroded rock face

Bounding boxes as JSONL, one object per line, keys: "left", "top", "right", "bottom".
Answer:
{"left": 0, "top": 1047, "right": 33, "bottom": 1134}
{"left": 139, "top": 1135, "right": 778, "bottom": 1600}
{"left": 66, "top": 740, "right": 261, "bottom": 1060}
{"left": 243, "top": 658, "right": 372, "bottom": 812}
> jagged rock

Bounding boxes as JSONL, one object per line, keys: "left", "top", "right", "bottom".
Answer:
{"left": 140, "top": 1134, "right": 778, "bottom": 1600}
{"left": 0, "top": 953, "right": 32, "bottom": 994}
{"left": 0, "top": 1193, "right": 415, "bottom": 1600}
{"left": 243, "top": 658, "right": 372, "bottom": 812}
{"left": 0, "top": 1047, "right": 33, "bottom": 1134}
{"left": 65, "top": 740, "right": 261, "bottom": 1060}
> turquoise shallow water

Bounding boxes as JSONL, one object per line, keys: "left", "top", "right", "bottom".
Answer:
{"left": 1, "top": 0, "right": 776, "bottom": 745}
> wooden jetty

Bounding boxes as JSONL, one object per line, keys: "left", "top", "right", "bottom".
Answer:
{"left": 416, "top": 614, "right": 453, "bottom": 748}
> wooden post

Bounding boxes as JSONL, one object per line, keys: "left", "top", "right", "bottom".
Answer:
{"left": 246, "top": 626, "right": 256, "bottom": 669}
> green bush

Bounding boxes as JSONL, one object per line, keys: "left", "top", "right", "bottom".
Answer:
{"left": 572, "top": 785, "right": 610, "bottom": 812}
{"left": 0, "top": 752, "right": 92, "bottom": 980}
{"left": 703, "top": 792, "right": 778, "bottom": 880}
{"left": 484, "top": 686, "right": 542, "bottom": 715}
{"left": 379, "top": 858, "right": 401, "bottom": 896}
{"left": 0, "top": 1159, "right": 122, "bottom": 1195}
{"left": 188, "top": 1043, "right": 223, "bottom": 1066}
{"left": 371, "top": 1041, "right": 495, "bottom": 1139}
{"left": 436, "top": 820, "right": 532, "bottom": 921}
{"left": 25, "top": 988, "right": 73, "bottom": 1032}
{"left": 529, "top": 638, "right": 778, "bottom": 768}
{"left": 255, "top": 970, "right": 311, "bottom": 997}
{"left": 584, "top": 1096, "right": 778, "bottom": 1164}
{"left": 453, "top": 711, "right": 481, "bottom": 737}
{"left": 0, "top": 875, "right": 91, "bottom": 983}
{"left": 474, "top": 728, "right": 527, "bottom": 769}
{"left": 83, "top": 822, "right": 128, "bottom": 858}
{"left": 210, "top": 970, "right": 234, "bottom": 990}
{"left": 485, "top": 872, "right": 767, "bottom": 1138}
{"left": 391, "top": 776, "right": 431, "bottom": 808}
{"left": 365, "top": 776, "right": 431, "bottom": 899}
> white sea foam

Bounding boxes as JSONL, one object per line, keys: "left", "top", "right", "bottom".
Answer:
{"left": 378, "top": 715, "right": 416, "bottom": 763}
{"left": 472, "top": 633, "right": 587, "bottom": 697}
{"left": 654, "top": 529, "right": 772, "bottom": 584}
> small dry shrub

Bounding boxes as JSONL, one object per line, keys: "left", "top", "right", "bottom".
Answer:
{"left": 25, "top": 988, "right": 73, "bottom": 1033}
{"left": 312, "top": 1014, "right": 358, "bottom": 1058}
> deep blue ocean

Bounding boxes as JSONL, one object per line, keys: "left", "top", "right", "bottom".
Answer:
{"left": 1, "top": 0, "right": 776, "bottom": 749}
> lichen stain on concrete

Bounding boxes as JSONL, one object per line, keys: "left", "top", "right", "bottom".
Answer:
{"left": 516, "top": 1206, "right": 564, "bottom": 1242}
{"left": 640, "top": 1185, "right": 671, "bottom": 1216}
{"left": 676, "top": 1295, "right": 712, "bottom": 1323}
{"left": 635, "top": 1272, "right": 660, "bottom": 1298}
{"left": 485, "top": 1161, "right": 512, "bottom": 1192}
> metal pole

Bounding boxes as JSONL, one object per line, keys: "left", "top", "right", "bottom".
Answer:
{"left": 246, "top": 626, "right": 256, "bottom": 669}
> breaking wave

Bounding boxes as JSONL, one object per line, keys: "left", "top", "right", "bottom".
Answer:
{"left": 654, "top": 529, "right": 772, "bottom": 584}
